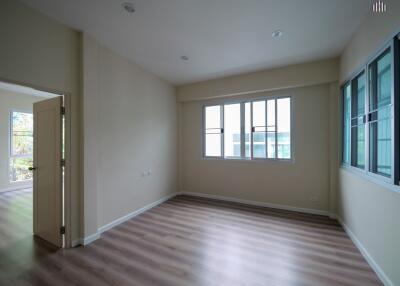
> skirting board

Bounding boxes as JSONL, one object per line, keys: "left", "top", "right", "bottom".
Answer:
{"left": 79, "top": 192, "right": 178, "bottom": 246}
{"left": 338, "top": 216, "right": 392, "bottom": 286}
{"left": 179, "top": 191, "right": 330, "bottom": 216}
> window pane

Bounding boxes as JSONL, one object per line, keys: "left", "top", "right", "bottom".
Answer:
{"left": 357, "top": 74, "right": 366, "bottom": 169}
{"left": 252, "top": 101, "right": 266, "bottom": 158}
{"left": 369, "top": 49, "right": 392, "bottom": 177}
{"left": 205, "top": 105, "right": 221, "bottom": 129}
{"left": 205, "top": 105, "right": 222, "bottom": 157}
{"left": 369, "top": 106, "right": 392, "bottom": 177}
{"left": 252, "top": 101, "right": 265, "bottom": 127}
{"left": 343, "top": 84, "right": 351, "bottom": 164}
{"left": 205, "top": 134, "right": 221, "bottom": 157}
{"left": 355, "top": 73, "right": 365, "bottom": 116}
{"left": 377, "top": 51, "right": 391, "bottom": 108}
{"left": 11, "top": 111, "right": 33, "bottom": 156}
{"left": 224, "top": 104, "right": 241, "bottom": 157}
{"left": 9, "top": 157, "right": 33, "bottom": 182}
{"left": 354, "top": 126, "right": 365, "bottom": 168}
{"left": 351, "top": 73, "right": 366, "bottom": 169}
{"left": 244, "top": 102, "right": 251, "bottom": 158}
{"left": 267, "top": 99, "right": 276, "bottom": 158}
{"left": 277, "top": 98, "right": 291, "bottom": 159}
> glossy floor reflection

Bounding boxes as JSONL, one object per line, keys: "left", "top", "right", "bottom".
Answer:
{"left": 0, "top": 193, "right": 382, "bottom": 286}
{"left": 0, "top": 188, "right": 32, "bottom": 249}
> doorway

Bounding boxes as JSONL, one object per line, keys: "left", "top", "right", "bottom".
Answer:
{"left": 0, "top": 80, "right": 68, "bottom": 249}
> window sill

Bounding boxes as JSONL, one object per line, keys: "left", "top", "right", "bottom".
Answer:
{"left": 340, "top": 165, "right": 400, "bottom": 194}
{"left": 203, "top": 156, "right": 294, "bottom": 164}
{"left": 10, "top": 179, "right": 33, "bottom": 184}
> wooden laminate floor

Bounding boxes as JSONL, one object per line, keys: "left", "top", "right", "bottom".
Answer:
{"left": 0, "top": 193, "right": 382, "bottom": 286}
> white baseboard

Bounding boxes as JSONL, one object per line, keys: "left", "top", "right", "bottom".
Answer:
{"left": 82, "top": 232, "right": 101, "bottom": 245}
{"left": 79, "top": 192, "right": 178, "bottom": 246}
{"left": 337, "top": 216, "right": 392, "bottom": 286}
{"left": 179, "top": 191, "right": 330, "bottom": 216}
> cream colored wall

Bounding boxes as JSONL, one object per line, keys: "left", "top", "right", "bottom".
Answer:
{"left": 177, "top": 58, "right": 339, "bottom": 102}
{"left": 0, "top": 90, "right": 45, "bottom": 192}
{"left": 82, "top": 34, "right": 178, "bottom": 236}
{"left": 338, "top": 1, "right": 400, "bottom": 285}
{"left": 0, "top": 0, "right": 81, "bottom": 244}
{"left": 178, "top": 59, "right": 340, "bottom": 214}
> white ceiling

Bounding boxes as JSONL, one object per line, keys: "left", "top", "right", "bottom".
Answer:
{"left": 20, "top": 0, "right": 371, "bottom": 85}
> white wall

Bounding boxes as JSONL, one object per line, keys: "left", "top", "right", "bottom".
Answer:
{"left": 82, "top": 34, "right": 178, "bottom": 238}
{"left": 338, "top": 1, "right": 400, "bottom": 285}
{"left": 178, "top": 59, "right": 339, "bottom": 214}
{"left": 0, "top": 0, "right": 81, "bottom": 243}
{"left": 0, "top": 90, "right": 45, "bottom": 192}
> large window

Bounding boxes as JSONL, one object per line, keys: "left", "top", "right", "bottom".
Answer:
{"left": 368, "top": 49, "right": 392, "bottom": 177}
{"left": 342, "top": 37, "right": 400, "bottom": 186}
{"left": 343, "top": 84, "right": 351, "bottom": 165}
{"left": 351, "top": 72, "right": 366, "bottom": 169}
{"left": 204, "top": 97, "right": 292, "bottom": 160}
{"left": 9, "top": 111, "right": 33, "bottom": 182}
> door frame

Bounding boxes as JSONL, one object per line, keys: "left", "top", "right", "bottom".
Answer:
{"left": 0, "top": 76, "right": 73, "bottom": 248}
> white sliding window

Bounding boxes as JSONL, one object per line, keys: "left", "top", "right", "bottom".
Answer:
{"left": 224, "top": 103, "right": 241, "bottom": 157}
{"left": 277, "top": 98, "right": 291, "bottom": 159}
{"left": 204, "top": 105, "right": 222, "bottom": 157}
{"left": 342, "top": 84, "right": 351, "bottom": 165}
{"left": 368, "top": 48, "right": 392, "bottom": 177}
{"left": 252, "top": 101, "right": 266, "bottom": 158}
{"left": 341, "top": 36, "right": 400, "bottom": 187}
{"left": 351, "top": 72, "right": 366, "bottom": 169}
{"left": 204, "top": 97, "right": 292, "bottom": 160}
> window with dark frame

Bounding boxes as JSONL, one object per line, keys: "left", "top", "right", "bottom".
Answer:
{"left": 342, "top": 35, "right": 400, "bottom": 186}
{"left": 351, "top": 71, "right": 366, "bottom": 169}
{"left": 204, "top": 97, "right": 291, "bottom": 160}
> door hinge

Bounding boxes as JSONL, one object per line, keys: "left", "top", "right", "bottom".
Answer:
{"left": 60, "top": 226, "right": 66, "bottom": 235}
{"left": 61, "top": 106, "right": 65, "bottom": 115}
{"left": 61, "top": 159, "right": 65, "bottom": 167}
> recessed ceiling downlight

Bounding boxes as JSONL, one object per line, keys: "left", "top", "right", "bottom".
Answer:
{"left": 272, "top": 30, "right": 283, "bottom": 38}
{"left": 122, "top": 2, "right": 135, "bottom": 13}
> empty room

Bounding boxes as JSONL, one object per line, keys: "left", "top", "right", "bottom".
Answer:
{"left": 0, "top": 0, "right": 399, "bottom": 285}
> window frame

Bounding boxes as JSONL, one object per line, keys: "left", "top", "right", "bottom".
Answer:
{"left": 350, "top": 71, "right": 367, "bottom": 170}
{"left": 341, "top": 37, "right": 400, "bottom": 189}
{"left": 202, "top": 95, "right": 293, "bottom": 162}
{"left": 8, "top": 109, "right": 34, "bottom": 183}
{"left": 342, "top": 82, "right": 351, "bottom": 166}
{"left": 202, "top": 104, "right": 224, "bottom": 159}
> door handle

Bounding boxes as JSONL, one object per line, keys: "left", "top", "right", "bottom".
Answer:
{"left": 28, "top": 167, "right": 37, "bottom": 171}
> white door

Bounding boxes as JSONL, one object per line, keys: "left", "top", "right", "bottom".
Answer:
{"left": 32, "top": 96, "right": 63, "bottom": 247}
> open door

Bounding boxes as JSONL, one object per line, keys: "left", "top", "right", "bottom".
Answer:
{"left": 31, "top": 96, "right": 63, "bottom": 247}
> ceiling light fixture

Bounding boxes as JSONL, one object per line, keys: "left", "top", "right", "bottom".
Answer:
{"left": 122, "top": 2, "right": 135, "bottom": 13}
{"left": 272, "top": 30, "right": 283, "bottom": 38}
{"left": 181, "top": 56, "right": 189, "bottom": 61}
